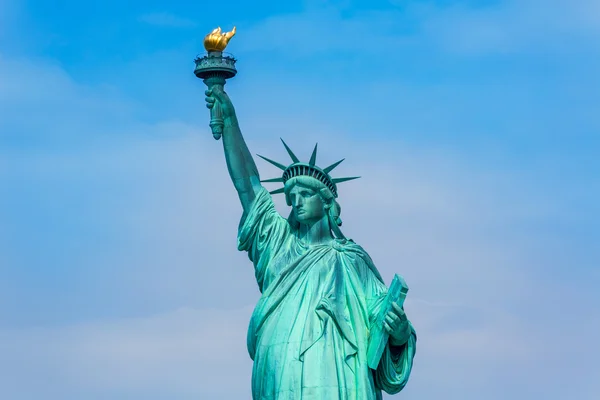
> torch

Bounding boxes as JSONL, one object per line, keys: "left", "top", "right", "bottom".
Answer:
{"left": 194, "top": 27, "right": 238, "bottom": 140}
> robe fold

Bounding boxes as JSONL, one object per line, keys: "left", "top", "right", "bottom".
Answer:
{"left": 238, "top": 187, "right": 416, "bottom": 400}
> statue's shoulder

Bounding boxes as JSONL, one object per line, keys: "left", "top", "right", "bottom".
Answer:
{"left": 333, "top": 238, "right": 384, "bottom": 283}
{"left": 333, "top": 238, "right": 372, "bottom": 261}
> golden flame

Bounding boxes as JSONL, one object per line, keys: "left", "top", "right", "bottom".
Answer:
{"left": 203, "top": 26, "right": 236, "bottom": 52}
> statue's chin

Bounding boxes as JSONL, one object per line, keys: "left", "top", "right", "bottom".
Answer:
{"left": 295, "top": 212, "right": 325, "bottom": 226}
{"left": 294, "top": 212, "right": 307, "bottom": 223}
{"left": 296, "top": 217, "right": 309, "bottom": 225}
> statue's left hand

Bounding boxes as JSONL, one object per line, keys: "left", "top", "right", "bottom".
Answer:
{"left": 384, "top": 302, "right": 411, "bottom": 347}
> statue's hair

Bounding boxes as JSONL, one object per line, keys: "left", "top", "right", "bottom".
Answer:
{"left": 283, "top": 176, "right": 343, "bottom": 230}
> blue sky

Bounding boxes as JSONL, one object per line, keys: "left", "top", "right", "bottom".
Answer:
{"left": 1, "top": 0, "right": 599, "bottom": 398}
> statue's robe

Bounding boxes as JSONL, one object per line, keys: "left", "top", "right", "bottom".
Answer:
{"left": 238, "top": 187, "right": 416, "bottom": 400}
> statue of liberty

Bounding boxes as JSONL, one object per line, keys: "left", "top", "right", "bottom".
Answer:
{"left": 204, "top": 84, "right": 417, "bottom": 399}
{"left": 197, "top": 24, "right": 415, "bottom": 400}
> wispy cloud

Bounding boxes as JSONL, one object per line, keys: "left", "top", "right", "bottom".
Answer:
{"left": 0, "top": 307, "right": 255, "bottom": 399}
{"left": 419, "top": 0, "right": 600, "bottom": 54}
{"left": 0, "top": 55, "right": 139, "bottom": 149}
{"left": 237, "top": 0, "right": 600, "bottom": 56}
{"left": 1, "top": 295, "right": 596, "bottom": 399}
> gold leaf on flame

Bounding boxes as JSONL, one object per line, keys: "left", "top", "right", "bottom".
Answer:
{"left": 203, "top": 26, "right": 236, "bottom": 52}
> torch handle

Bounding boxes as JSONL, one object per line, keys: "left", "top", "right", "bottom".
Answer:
{"left": 204, "top": 77, "right": 226, "bottom": 140}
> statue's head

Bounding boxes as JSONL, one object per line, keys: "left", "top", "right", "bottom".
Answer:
{"left": 258, "top": 139, "right": 357, "bottom": 238}
{"left": 283, "top": 176, "right": 342, "bottom": 229}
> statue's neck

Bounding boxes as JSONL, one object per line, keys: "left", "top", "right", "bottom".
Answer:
{"left": 297, "top": 215, "right": 334, "bottom": 246}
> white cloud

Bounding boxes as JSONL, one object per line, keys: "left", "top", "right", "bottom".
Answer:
{"left": 1, "top": 294, "right": 596, "bottom": 399}
{"left": 418, "top": 0, "right": 600, "bottom": 54}
{"left": 0, "top": 307, "right": 255, "bottom": 399}
{"left": 235, "top": 0, "right": 600, "bottom": 57}
{"left": 0, "top": 55, "right": 140, "bottom": 148}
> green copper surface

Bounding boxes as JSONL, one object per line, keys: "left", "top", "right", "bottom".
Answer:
{"left": 203, "top": 82, "right": 416, "bottom": 399}
{"left": 308, "top": 143, "right": 318, "bottom": 166}
{"left": 280, "top": 138, "right": 301, "bottom": 163}
{"left": 195, "top": 51, "right": 237, "bottom": 140}
{"left": 323, "top": 158, "right": 345, "bottom": 174}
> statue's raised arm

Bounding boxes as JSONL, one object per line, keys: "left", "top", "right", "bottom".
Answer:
{"left": 205, "top": 87, "right": 261, "bottom": 212}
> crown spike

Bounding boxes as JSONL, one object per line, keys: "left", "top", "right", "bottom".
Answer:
{"left": 269, "top": 187, "right": 285, "bottom": 195}
{"left": 280, "top": 138, "right": 300, "bottom": 163}
{"left": 323, "top": 158, "right": 345, "bottom": 174}
{"left": 257, "top": 154, "right": 287, "bottom": 170}
{"left": 309, "top": 143, "right": 318, "bottom": 166}
{"left": 261, "top": 177, "right": 284, "bottom": 183}
{"left": 332, "top": 176, "right": 361, "bottom": 184}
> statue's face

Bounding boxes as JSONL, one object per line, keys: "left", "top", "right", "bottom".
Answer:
{"left": 288, "top": 184, "right": 326, "bottom": 225}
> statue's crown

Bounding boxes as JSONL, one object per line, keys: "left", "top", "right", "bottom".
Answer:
{"left": 258, "top": 139, "right": 360, "bottom": 198}
{"left": 203, "top": 27, "right": 236, "bottom": 52}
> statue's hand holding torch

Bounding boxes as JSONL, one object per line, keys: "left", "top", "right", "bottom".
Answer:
{"left": 205, "top": 86, "right": 236, "bottom": 125}
{"left": 194, "top": 26, "right": 238, "bottom": 140}
{"left": 204, "top": 86, "right": 224, "bottom": 139}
